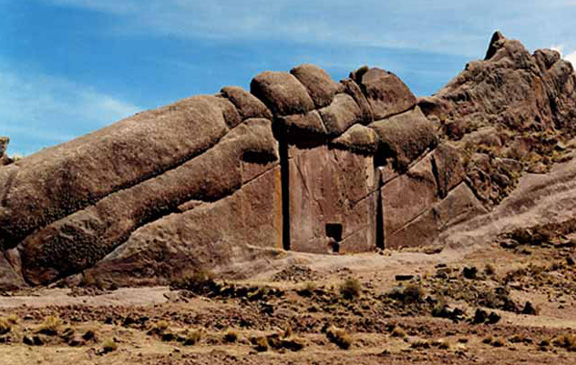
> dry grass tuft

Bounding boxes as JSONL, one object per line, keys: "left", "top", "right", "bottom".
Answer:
{"left": 38, "top": 316, "right": 61, "bottom": 336}
{"left": 102, "top": 338, "right": 118, "bottom": 353}
{"left": 0, "top": 317, "right": 13, "bottom": 335}
{"left": 326, "top": 326, "right": 353, "bottom": 350}
{"left": 552, "top": 334, "right": 576, "bottom": 351}
{"left": 340, "top": 277, "right": 362, "bottom": 300}
{"left": 184, "top": 329, "right": 203, "bottom": 346}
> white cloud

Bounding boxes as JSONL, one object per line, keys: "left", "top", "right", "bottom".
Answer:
{"left": 0, "top": 65, "right": 140, "bottom": 155}
{"left": 565, "top": 51, "right": 576, "bottom": 66}
{"left": 40, "top": 0, "right": 576, "bottom": 58}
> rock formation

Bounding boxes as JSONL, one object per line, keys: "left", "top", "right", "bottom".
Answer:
{"left": 0, "top": 137, "right": 10, "bottom": 166}
{"left": 0, "top": 32, "right": 575, "bottom": 289}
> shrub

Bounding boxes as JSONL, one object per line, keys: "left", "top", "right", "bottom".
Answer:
{"left": 224, "top": 328, "right": 239, "bottom": 343}
{"left": 411, "top": 339, "right": 431, "bottom": 349}
{"left": 326, "top": 326, "right": 353, "bottom": 350}
{"left": 340, "top": 278, "right": 361, "bottom": 300}
{"left": 491, "top": 338, "right": 505, "bottom": 347}
{"left": 298, "top": 281, "right": 317, "bottom": 297}
{"left": 254, "top": 336, "right": 269, "bottom": 352}
{"left": 389, "top": 283, "right": 425, "bottom": 304}
{"left": 478, "top": 287, "right": 517, "bottom": 312}
{"left": 483, "top": 336, "right": 505, "bottom": 347}
{"left": 403, "top": 283, "right": 424, "bottom": 303}
{"left": 6, "top": 314, "right": 19, "bottom": 325}
{"left": 102, "top": 339, "right": 118, "bottom": 354}
{"left": 484, "top": 263, "right": 496, "bottom": 277}
{"left": 433, "top": 339, "right": 451, "bottom": 349}
{"left": 391, "top": 326, "right": 406, "bottom": 338}
{"left": 279, "top": 337, "right": 305, "bottom": 351}
{"left": 283, "top": 324, "right": 293, "bottom": 338}
{"left": 431, "top": 297, "right": 449, "bottom": 318}
{"left": 170, "top": 269, "right": 217, "bottom": 295}
{"left": 184, "top": 329, "right": 202, "bottom": 346}
{"left": 552, "top": 334, "right": 576, "bottom": 351}
{"left": 0, "top": 317, "right": 12, "bottom": 335}
{"left": 38, "top": 316, "right": 61, "bottom": 336}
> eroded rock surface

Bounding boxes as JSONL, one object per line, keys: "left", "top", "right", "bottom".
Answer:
{"left": 0, "top": 137, "right": 11, "bottom": 166}
{"left": 1, "top": 32, "right": 576, "bottom": 289}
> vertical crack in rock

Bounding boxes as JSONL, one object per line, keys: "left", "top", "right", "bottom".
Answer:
{"left": 279, "top": 127, "right": 291, "bottom": 251}
{"left": 374, "top": 155, "right": 385, "bottom": 249}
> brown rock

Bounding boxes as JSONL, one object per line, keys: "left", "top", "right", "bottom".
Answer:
{"left": 381, "top": 154, "right": 438, "bottom": 237}
{"left": 220, "top": 86, "right": 273, "bottom": 120}
{"left": 461, "top": 127, "right": 503, "bottom": 150}
{"left": 423, "top": 32, "right": 576, "bottom": 136}
{"left": 432, "top": 143, "right": 465, "bottom": 198}
{"left": 386, "top": 182, "right": 487, "bottom": 249}
{"left": 0, "top": 137, "right": 8, "bottom": 157}
{"left": 0, "top": 137, "right": 10, "bottom": 166}
{"left": 196, "top": 95, "right": 241, "bottom": 128}
{"left": 288, "top": 145, "right": 376, "bottom": 254}
{"left": 0, "top": 96, "right": 233, "bottom": 249}
{"left": 290, "top": 64, "right": 344, "bottom": 108}
{"left": 19, "top": 119, "right": 278, "bottom": 284}
{"left": 277, "top": 111, "right": 328, "bottom": 139}
{"left": 330, "top": 124, "right": 379, "bottom": 154}
{"left": 0, "top": 253, "right": 25, "bottom": 290}
{"left": 341, "top": 78, "right": 373, "bottom": 123}
{"left": 83, "top": 165, "right": 283, "bottom": 286}
{"left": 318, "top": 93, "right": 363, "bottom": 136}
{"left": 353, "top": 67, "right": 416, "bottom": 120}
{"left": 250, "top": 71, "right": 315, "bottom": 116}
{"left": 433, "top": 183, "right": 488, "bottom": 229}
{"left": 370, "top": 107, "right": 438, "bottom": 171}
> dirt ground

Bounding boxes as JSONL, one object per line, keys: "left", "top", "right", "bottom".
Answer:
{"left": 2, "top": 236, "right": 576, "bottom": 365}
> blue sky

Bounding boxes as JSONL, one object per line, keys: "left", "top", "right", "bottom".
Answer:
{"left": 1, "top": 0, "right": 575, "bottom": 155}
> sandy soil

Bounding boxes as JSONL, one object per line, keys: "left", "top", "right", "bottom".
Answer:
{"left": 2, "top": 239, "right": 576, "bottom": 365}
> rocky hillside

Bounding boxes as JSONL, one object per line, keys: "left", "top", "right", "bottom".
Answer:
{"left": 0, "top": 32, "right": 575, "bottom": 290}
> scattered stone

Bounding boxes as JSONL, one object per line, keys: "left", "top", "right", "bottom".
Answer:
{"left": 271, "top": 265, "right": 319, "bottom": 283}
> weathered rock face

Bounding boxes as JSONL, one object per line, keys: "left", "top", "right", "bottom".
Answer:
{"left": 1, "top": 33, "right": 575, "bottom": 289}
{"left": 419, "top": 31, "right": 576, "bottom": 205}
{"left": 0, "top": 137, "right": 10, "bottom": 166}
{"left": 287, "top": 145, "right": 377, "bottom": 254}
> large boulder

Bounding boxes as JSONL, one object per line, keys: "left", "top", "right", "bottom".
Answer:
{"left": 380, "top": 154, "right": 439, "bottom": 237}
{"left": 331, "top": 124, "right": 379, "bottom": 154}
{"left": 220, "top": 86, "right": 273, "bottom": 120}
{"left": 351, "top": 67, "right": 416, "bottom": 121}
{"left": 318, "top": 93, "right": 363, "bottom": 136}
{"left": 19, "top": 119, "right": 278, "bottom": 285}
{"left": 250, "top": 71, "right": 315, "bottom": 116}
{"left": 369, "top": 107, "right": 438, "bottom": 171}
{"left": 277, "top": 111, "right": 328, "bottom": 140}
{"left": 0, "top": 96, "right": 236, "bottom": 249}
{"left": 290, "top": 64, "right": 344, "bottom": 109}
